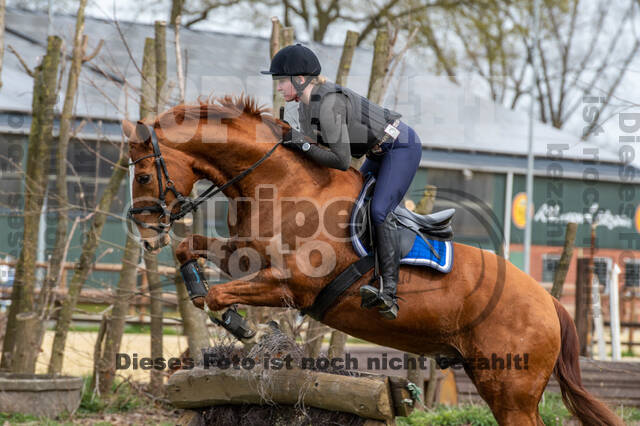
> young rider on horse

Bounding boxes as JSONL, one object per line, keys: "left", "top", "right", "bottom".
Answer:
{"left": 262, "top": 44, "right": 422, "bottom": 320}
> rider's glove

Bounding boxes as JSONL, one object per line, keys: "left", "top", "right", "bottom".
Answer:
{"left": 283, "top": 127, "right": 311, "bottom": 152}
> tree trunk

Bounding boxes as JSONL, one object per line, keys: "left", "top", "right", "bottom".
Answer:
{"left": 1, "top": 35, "right": 62, "bottom": 372}
{"left": 0, "top": 0, "right": 5, "bottom": 90}
{"left": 47, "top": 154, "right": 128, "bottom": 374}
{"left": 172, "top": 248, "right": 209, "bottom": 365}
{"left": 303, "top": 318, "right": 326, "bottom": 358}
{"left": 551, "top": 222, "right": 577, "bottom": 299}
{"left": 154, "top": 20, "right": 167, "bottom": 112}
{"left": 269, "top": 17, "right": 284, "bottom": 116}
{"left": 170, "top": 0, "right": 184, "bottom": 26}
{"left": 367, "top": 29, "right": 390, "bottom": 105}
{"left": 281, "top": 26, "right": 294, "bottom": 47}
{"left": 327, "top": 330, "right": 348, "bottom": 359}
{"left": 172, "top": 196, "right": 210, "bottom": 363}
{"left": 145, "top": 252, "right": 164, "bottom": 393}
{"left": 335, "top": 31, "right": 358, "bottom": 87}
{"left": 172, "top": 9, "right": 185, "bottom": 103}
{"left": 142, "top": 21, "right": 167, "bottom": 395}
{"left": 38, "top": 0, "right": 88, "bottom": 350}
{"left": 94, "top": 234, "right": 140, "bottom": 395}
{"left": 348, "top": 28, "right": 390, "bottom": 171}
{"left": 140, "top": 38, "right": 156, "bottom": 119}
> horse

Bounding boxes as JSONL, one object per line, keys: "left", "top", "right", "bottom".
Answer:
{"left": 122, "top": 95, "right": 622, "bottom": 425}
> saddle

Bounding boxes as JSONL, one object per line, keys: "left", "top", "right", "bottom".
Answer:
{"left": 301, "top": 176, "right": 455, "bottom": 321}
{"left": 350, "top": 176, "right": 455, "bottom": 273}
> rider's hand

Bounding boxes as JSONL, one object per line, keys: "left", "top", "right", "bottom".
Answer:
{"left": 282, "top": 127, "right": 309, "bottom": 151}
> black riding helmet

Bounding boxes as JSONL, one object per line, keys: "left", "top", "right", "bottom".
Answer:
{"left": 261, "top": 44, "right": 321, "bottom": 97}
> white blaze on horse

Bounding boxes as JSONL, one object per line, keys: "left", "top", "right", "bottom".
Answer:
{"left": 123, "top": 96, "right": 623, "bottom": 426}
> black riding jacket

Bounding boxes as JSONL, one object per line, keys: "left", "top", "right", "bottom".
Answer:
{"left": 297, "top": 82, "right": 401, "bottom": 170}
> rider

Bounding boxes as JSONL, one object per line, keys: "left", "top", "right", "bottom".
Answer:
{"left": 262, "top": 44, "right": 421, "bottom": 320}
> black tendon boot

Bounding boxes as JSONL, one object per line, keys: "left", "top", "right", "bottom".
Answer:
{"left": 360, "top": 214, "right": 400, "bottom": 319}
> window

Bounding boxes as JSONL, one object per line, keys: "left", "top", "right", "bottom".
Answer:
{"left": 624, "top": 260, "right": 640, "bottom": 288}
{"left": 425, "top": 168, "right": 504, "bottom": 245}
{"left": 542, "top": 254, "right": 560, "bottom": 282}
{"left": 593, "top": 257, "right": 611, "bottom": 292}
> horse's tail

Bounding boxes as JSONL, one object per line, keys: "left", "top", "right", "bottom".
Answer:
{"left": 552, "top": 298, "right": 623, "bottom": 426}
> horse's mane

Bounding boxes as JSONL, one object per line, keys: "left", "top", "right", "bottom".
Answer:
{"left": 152, "top": 94, "right": 284, "bottom": 134}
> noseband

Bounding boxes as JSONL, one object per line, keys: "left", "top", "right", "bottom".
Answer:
{"left": 127, "top": 124, "right": 284, "bottom": 235}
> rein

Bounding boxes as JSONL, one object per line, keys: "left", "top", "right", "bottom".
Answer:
{"left": 127, "top": 124, "right": 284, "bottom": 234}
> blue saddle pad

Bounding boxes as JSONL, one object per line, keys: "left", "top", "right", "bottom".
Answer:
{"left": 349, "top": 176, "right": 454, "bottom": 274}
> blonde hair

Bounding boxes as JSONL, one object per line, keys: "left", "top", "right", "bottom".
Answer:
{"left": 310, "top": 75, "right": 328, "bottom": 85}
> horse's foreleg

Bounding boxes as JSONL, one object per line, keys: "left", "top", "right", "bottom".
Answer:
{"left": 175, "top": 234, "right": 234, "bottom": 276}
{"left": 200, "top": 268, "right": 294, "bottom": 312}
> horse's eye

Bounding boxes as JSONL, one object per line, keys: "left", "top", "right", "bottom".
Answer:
{"left": 136, "top": 174, "right": 151, "bottom": 185}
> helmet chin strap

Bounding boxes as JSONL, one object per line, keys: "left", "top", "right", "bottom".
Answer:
{"left": 291, "top": 76, "right": 312, "bottom": 101}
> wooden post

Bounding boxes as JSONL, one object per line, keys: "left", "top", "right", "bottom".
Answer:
{"left": 269, "top": 17, "right": 284, "bottom": 117}
{"left": 575, "top": 258, "right": 590, "bottom": 356}
{"left": 154, "top": 20, "right": 167, "bottom": 112}
{"left": 336, "top": 31, "right": 359, "bottom": 87}
{"left": 303, "top": 318, "right": 326, "bottom": 359}
{"left": 610, "top": 263, "right": 622, "bottom": 360}
{"left": 140, "top": 38, "right": 156, "bottom": 119}
{"left": 328, "top": 330, "right": 348, "bottom": 360}
{"left": 139, "top": 268, "right": 148, "bottom": 323}
{"left": 282, "top": 26, "right": 295, "bottom": 47}
{"left": 629, "top": 290, "right": 636, "bottom": 355}
{"left": 585, "top": 224, "right": 597, "bottom": 357}
{"left": 551, "top": 222, "right": 578, "bottom": 299}
{"left": 0, "top": 0, "right": 5, "bottom": 90}
{"left": 367, "top": 29, "right": 390, "bottom": 105}
{"left": 145, "top": 252, "right": 164, "bottom": 393}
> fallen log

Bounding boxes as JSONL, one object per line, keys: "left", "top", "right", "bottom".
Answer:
{"left": 167, "top": 367, "right": 396, "bottom": 421}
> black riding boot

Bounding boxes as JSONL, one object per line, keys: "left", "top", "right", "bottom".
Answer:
{"left": 360, "top": 215, "right": 400, "bottom": 319}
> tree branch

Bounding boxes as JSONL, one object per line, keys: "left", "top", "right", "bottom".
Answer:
{"left": 83, "top": 39, "right": 104, "bottom": 63}
{"left": 8, "top": 45, "right": 34, "bottom": 77}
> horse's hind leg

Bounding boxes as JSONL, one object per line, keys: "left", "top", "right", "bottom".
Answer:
{"left": 492, "top": 409, "right": 539, "bottom": 425}
{"left": 468, "top": 368, "right": 545, "bottom": 426}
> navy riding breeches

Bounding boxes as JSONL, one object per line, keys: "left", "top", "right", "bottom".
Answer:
{"left": 359, "top": 121, "right": 422, "bottom": 225}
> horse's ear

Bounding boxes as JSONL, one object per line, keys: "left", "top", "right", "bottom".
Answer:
{"left": 135, "top": 121, "right": 152, "bottom": 144}
{"left": 122, "top": 120, "right": 136, "bottom": 140}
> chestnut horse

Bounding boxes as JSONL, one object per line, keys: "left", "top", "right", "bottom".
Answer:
{"left": 123, "top": 96, "right": 622, "bottom": 425}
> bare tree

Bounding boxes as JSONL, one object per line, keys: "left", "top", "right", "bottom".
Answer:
{"left": 2, "top": 36, "right": 62, "bottom": 373}
{"left": 180, "top": 0, "right": 466, "bottom": 44}
{"left": 419, "top": 0, "right": 640, "bottom": 135}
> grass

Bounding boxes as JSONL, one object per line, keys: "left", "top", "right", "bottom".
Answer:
{"left": 77, "top": 376, "right": 146, "bottom": 414}
{"left": 622, "top": 348, "right": 636, "bottom": 357}
{"left": 396, "top": 392, "right": 640, "bottom": 425}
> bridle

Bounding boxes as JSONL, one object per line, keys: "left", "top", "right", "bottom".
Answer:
{"left": 127, "top": 124, "right": 284, "bottom": 235}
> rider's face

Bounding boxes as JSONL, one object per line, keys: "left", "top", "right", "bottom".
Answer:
{"left": 276, "top": 76, "right": 303, "bottom": 102}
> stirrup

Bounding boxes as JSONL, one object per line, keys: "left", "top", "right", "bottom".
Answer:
{"left": 378, "top": 298, "right": 399, "bottom": 320}
{"left": 360, "top": 284, "right": 399, "bottom": 319}
{"left": 360, "top": 284, "right": 383, "bottom": 309}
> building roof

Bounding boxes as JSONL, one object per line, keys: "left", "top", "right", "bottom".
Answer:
{"left": 0, "top": 8, "right": 631, "bottom": 169}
